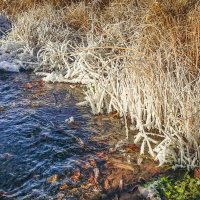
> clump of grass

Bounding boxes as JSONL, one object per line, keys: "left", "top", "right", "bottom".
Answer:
{"left": 145, "top": 173, "right": 200, "bottom": 200}
{"left": 1, "top": 0, "right": 200, "bottom": 169}
{"left": 63, "top": 2, "right": 89, "bottom": 32}
{"left": 0, "top": 0, "right": 112, "bottom": 17}
{"left": 0, "top": 0, "right": 68, "bottom": 16}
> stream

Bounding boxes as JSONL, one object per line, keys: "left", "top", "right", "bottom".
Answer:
{"left": 0, "top": 72, "right": 163, "bottom": 200}
{"left": 0, "top": 72, "right": 106, "bottom": 200}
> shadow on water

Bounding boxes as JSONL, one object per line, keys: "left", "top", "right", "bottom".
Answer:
{"left": 0, "top": 72, "right": 106, "bottom": 199}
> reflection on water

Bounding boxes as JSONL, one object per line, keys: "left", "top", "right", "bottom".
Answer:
{"left": 0, "top": 72, "right": 102, "bottom": 199}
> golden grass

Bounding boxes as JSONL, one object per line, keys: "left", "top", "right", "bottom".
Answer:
{"left": 1, "top": 0, "right": 200, "bottom": 169}
{"left": 0, "top": 0, "right": 111, "bottom": 16}
{"left": 63, "top": 2, "right": 89, "bottom": 32}
{"left": 144, "top": 0, "right": 200, "bottom": 74}
{"left": 0, "top": 0, "right": 58, "bottom": 16}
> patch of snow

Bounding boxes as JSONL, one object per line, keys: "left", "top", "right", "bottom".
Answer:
{"left": 43, "top": 73, "right": 65, "bottom": 83}
{"left": 75, "top": 101, "right": 89, "bottom": 107}
{"left": 0, "top": 40, "right": 37, "bottom": 71}
{"left": 35, "top": 72, "right": 50, "bottom": 76}
{"left": 42, "top": 72, "right": 95, "bottom": 84}
{"left": 0, "top": 61, "right": 19, "bottom": 72}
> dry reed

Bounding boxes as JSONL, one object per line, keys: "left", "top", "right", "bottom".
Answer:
{"left": 1, "top": 0, "right": 200, "bottom": 169}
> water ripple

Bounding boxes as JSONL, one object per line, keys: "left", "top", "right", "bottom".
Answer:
{"left": 0, "top": 72, "right": 100, "bottom": 199}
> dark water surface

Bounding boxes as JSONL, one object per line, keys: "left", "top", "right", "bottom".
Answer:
{"left": 0, "top": 72, "right": 103, "bottom": 199}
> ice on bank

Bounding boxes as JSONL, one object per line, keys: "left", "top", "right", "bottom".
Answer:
{"left": 0, "top": 61, "right": 19, "bottom": 72}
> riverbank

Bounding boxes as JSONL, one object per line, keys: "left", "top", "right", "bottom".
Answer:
{"left": 0, "top": 0, "right": 200, "bottom": 193}
{"left": 0, "top": 72, "right": 164, "bottom": 199}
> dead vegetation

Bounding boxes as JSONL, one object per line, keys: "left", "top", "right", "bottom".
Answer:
{"left": 1, "top": 0, "right": 200, "bottom": 169}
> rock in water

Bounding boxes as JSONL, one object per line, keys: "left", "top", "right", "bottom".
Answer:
{"left": 0, "top": 61, "right": 19, "bottom": 72}
{"left": 65, "top": 116, "right": 75, "bottom": 124}
{"left": 65, "top": 116, "right": 80, "bottom": 129}
{"left": 0, "top": 14, "right": 12, "bottom": 38}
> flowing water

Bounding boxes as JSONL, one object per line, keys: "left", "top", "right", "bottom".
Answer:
{"left": 0, "top": 72, "right": 105, "bottom": 199}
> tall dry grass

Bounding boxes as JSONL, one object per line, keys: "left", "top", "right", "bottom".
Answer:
{"left": 1, "top": 0, "right": 200, "bottom": 169}
{"left": 0, "top": 0, "right": 111, "bottom": 16}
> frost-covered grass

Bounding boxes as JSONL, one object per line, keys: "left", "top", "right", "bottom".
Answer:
{"left": 1, "top": 0, "right": 200, "bottom": 169}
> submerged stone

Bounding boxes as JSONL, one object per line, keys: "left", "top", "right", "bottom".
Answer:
{"left": 0, "top": 105, "right": 5, "bottom": 112}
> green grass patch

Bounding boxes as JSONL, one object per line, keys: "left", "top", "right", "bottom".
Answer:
{"left": 144, "top": 173, "right": 200, "bottom": 200}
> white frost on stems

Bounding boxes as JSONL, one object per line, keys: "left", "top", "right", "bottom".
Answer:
{"left": 1, "top": 4, "right": 200, "bottom": 169}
